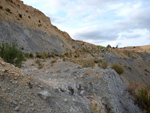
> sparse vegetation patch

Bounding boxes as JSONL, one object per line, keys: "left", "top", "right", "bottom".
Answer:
{"left": 111, "top": 64, "right": 124, "bottom": 75}
{"left": 135, "top": 88, "right": 150, "bottom": 113}
{"left": 98, "top": 61, "right": 108, "bottom": 69}
{"left": 5, "top": 8, "right": 11, "bottom": 13}
{"left": 68, "top": 58, "right": 95, "bottom": 68}
{"left": 0, "top": 42, "right": 25, "bottom": 67}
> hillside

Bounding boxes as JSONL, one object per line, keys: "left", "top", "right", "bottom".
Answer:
{"left": 0, "top": 0, "right": 100, "bottom": 54}
{"left": 0, "top": 56, "right": 143, "bottom": 113}
{"left": 101, "top": 46, "right": 150, "bottom": 88}
{"left": 0, "top": 0, "right": 150, "bottom": 113}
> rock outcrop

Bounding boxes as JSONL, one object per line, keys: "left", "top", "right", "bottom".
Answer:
{"left": 19, "top": 59, "right": 143, "bottom": 113}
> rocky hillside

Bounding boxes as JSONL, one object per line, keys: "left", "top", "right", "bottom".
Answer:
{"left": 0, "top": 0, "right": 100, "bottom": 54}
{"left": 0, "top": 0, "right": 150, "bottom": 113}
{"left": 0, "top": 57, "right": 143, "bottom": 113}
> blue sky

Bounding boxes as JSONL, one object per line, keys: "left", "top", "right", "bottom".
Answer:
{"left": 22, "top": 0, "right": 150, "bottom": 47}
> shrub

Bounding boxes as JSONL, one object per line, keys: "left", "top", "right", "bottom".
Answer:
{"left": 135, "top": 88, "right": 150, "bottom": 112}
{"left": 24, "top": 53, "right": 29, "bottom": 58}
{"left": 35, "top": 59, "right": 44, "bottom": 69}
{"left": 111, "top": 64, "right": 124, "bottom": 75}
{"left": 0, "top": 43, "right": 25, "bottom": 67}
{"left": 69, "top": 58, "right": 95, "bottom": 68}
{"left": 29, "top": 52, "right": 34, "bottom": 58}
{"left": 38, "top": 24, "right": 42, "bottom": 27}
{"left": 64, "top": 52, "right": 72, "bottom": 57}
{"left": 36, "top": 52, "right": 47, "bottom": 59}
{"left": 42, "top": 52, "right": 48, "bottom": 58}
{"left": 51, "top": 59, "right": 57, "bottom": 64}
{"left": 0, "top": 6, "right": 3, "bottom": 9}
{"left": 128, "top": 66, "right": 132, "bottom": 70}
{"left": 5, "top": 8, "right": 11, "bottom": 13}
{"left": 98, "top": 61, "right": 108, "bottom": 69}
{"left": 21, "top": 47, "right": 24, "bottom": 50}
{"left": 36, "top": 52, "right": 41, "bottom": 58}
{"left": 94, "top": 57, "right": 102, "bottom": 64}
{"left": 97, "top": 45, "right": 106, "bottom": 49}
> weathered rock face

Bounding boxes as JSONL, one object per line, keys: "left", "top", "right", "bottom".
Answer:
{"left": 96, "top": 51, "right": 150, "bottom": 87}
{"left": 0, "top": 20, "right": 67, "bottom": 53}
{"left": 20, "top": 59, "right": 142, "bottom": 113}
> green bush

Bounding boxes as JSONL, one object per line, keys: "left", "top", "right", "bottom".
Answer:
{"left": 0, "top": 43, "right": 25, "bottom": 67}
{"left": 135, "top": 89, "right": 150, "bottom": 112}
{"left": 24, "top": 53, "right": 29, "bottom": 58}
{"left": 111, "top": 64, "right": 124, "bottom": 75}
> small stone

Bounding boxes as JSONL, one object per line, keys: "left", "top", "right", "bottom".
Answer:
{"left": 14, "top": 106, "right": 19, "bottom": 111}
{"left": 64, "top": 98, "right": 68, "bottom": 102}
{"left": 37, "top": 90, "right": 51, "bottom": 100}
{"left": 2, "top": 88, "right": 6, "bottom": 92}
{"left": 80, "top": 90, "right": 85, "bottom": 95}
{"left": 38, "top": 84, "right": 43, "bottom": 89}
{"left": 14, "top": 77, "right": 18, "bottom": 80}
{"left": 12, "top": 100, "right": 17, "bottom": 105}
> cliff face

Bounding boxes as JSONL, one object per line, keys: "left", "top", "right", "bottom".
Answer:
{"left": 0, "top": 0, "right": 82, "bottom": 53}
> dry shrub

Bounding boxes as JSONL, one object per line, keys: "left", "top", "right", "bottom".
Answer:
{"left": 84, "top": 70, "right": 92, "bottom": 75}
{"left": 35, "top": 59, "right": 44, "bottom": 69}
{"left": 51, "top": 59, "right": 57, "bottom": 64}
{"left": 127, "top": 81, "right": 146, "bottom": 95}
{"left": 94, "top": 57, "right": 102, "bottom": 63}
{"left": 91, "top": 98, "right": 104, "bottom": 113}
{"left": 98, "top": 61, "right": 108, "bottom": 69}
{"left": 135, "top": 88, "right": 150, "bottom": 112}
{"left": 29, "top": 52, "right": 34, "bottom": 58}
{"left": 111, "top": 64, "right": 124, "bottom": 75}
{"left": 127, "top": 81, "right": 150, "bottom": 112}
{"left": 69, "top": 58, "right": 95, "bottom": 68}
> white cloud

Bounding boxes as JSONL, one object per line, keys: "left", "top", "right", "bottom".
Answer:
{"left": 22, "top": 0, "right": 150, "bottom": 47}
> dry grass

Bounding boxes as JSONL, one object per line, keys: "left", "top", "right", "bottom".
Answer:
{"left": 35, "top": 59, "right": 44, "bottom": 69}
{"left": 68, "top": 58, "right": 96, "bottom": 68}
{"left": 111, "top": 64, "right": 124, "bottom": 75}
{"left": 127, "top": 81, "right": 150, "bottom": 112}
{"left": 91, "top": 98, "right": 104, "bottom": 113}
{"left": 84, "top": 70, "right": 91, "bottom": 75}
{"left": 127, "top": 81, "right": 146, "bottom": 95}
{"left": 51, "top": 59, "right": 57, "bottom": 64}
{"left": 98, "top": 61, "right": 108, "bottom": 69}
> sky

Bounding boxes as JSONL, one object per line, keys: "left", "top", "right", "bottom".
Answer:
{"left": 22, "top": 0, "right": 150, "bottom": 47}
